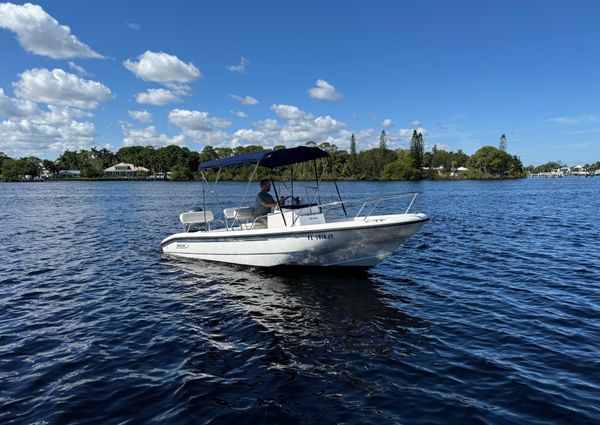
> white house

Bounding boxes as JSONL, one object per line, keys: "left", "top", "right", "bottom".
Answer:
{"left": 104, "top": 163, "right": 149, "bottom": 177}
{"left": 451, "top": 166, "right": 469, "bottom": 177}
{"left": 571, "top": 165, "right": 589, "bottom": 177}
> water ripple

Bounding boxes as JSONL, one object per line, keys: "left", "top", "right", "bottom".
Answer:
{"left": 1, "top": 179, "right": 599, "bottom": 424}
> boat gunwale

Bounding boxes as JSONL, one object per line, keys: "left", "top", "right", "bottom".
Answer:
{"left": 160, "top": 214, "right": 429, "bottom": 246}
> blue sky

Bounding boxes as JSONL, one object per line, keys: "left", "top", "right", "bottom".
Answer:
{"left": 1, "top": 0, "right": 599, "bottom": 165}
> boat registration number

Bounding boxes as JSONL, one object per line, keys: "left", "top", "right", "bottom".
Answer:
{"left": 307, "top": 233, "right": 333, "bottom": 241}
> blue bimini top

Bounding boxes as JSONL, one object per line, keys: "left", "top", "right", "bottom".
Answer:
{"left": 198, "top": 146, "right": 329, "bottom": 170}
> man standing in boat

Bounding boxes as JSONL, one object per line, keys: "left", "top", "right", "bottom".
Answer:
{"left": 253, "top": 179, "right": 283, "bottom": 221}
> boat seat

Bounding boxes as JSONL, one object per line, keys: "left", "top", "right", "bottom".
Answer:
{"left": 180, "top": 211, "right": 214, "bottom": 232}
{"left": 223, "top": 206, "right": 253, "bottom": 220}
{"left": 180, "top": 210, "right": 214, "bottom": 224}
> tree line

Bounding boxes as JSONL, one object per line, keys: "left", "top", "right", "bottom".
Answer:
{"left": 0, "top": 131, "right": 525, "bottom": 182}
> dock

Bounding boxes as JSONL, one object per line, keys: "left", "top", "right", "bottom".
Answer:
{"left": 528, "top": 171, "right": 564, "bottom": 178}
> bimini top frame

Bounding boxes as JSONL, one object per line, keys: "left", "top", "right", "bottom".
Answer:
{"left": 197, "top": 145, "right": 339, "bottom": 231}
{"left": 198, "top": 146, "right": 329, "bottom": 170}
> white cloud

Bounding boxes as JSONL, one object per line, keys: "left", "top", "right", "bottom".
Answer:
{"left": 128, "top": 110, "right": 152, "bottom": 123}
{"left": 39, "top": 105, "right": 92, "bottom": 125}
{"left": 546, "top": 115, "right": 600, "bottom": 124}
{"left": 121, "top": 123, "right": 186, "bottom": 148}
{"left": 232, "top": 104, "right": 345, "bottom": 147}
{"left": 13, "top": 68, "right": 113, "bottom": 109}
{"left": 226, "top": 57, "right": 249, "bottom": 73}
{"left": 123, "top": 51, "right": 201, "bottom": 84}
{"left": 229, "top": 94, "right": 258, "bottom": 105}
{"left": 168, "top": 109, "right": 230, "bottom": 145}
{"left": 231, "top": 128, "right": 269, "bottom": 145}
{"left": 0, "top": 88, "right": 39, "bottom": 117}
{"left": 308, "top": 79, "right": 342, "bottom": 101}
{"left": 0, "top": 118, "right": 96, "bottom": 156}
{"left": 271, "top": 104, "right": 305, "bottom": 120}
{"left": 382, "top": 118, "right": 394, "bottom": 128}
{"left": 67, "top": 61, "right": 87, "bottom": 76}
{"left": 279, "top": 114, "right": 341, "bottom": 144}
{"left": 127, "top": 22, "right": 141, "bottom": 30}
{"left": 231, "top": 110, "right": 247, "bottom": 118}
{"left": 0, "top": 2, "right": 103, "bottom": 59}
{"left": 135, "top": 88, "right": 180, "bottom": 105}
{"left": 169, "top": 109, "right": 230, "bottom": 131}
{"left": 0, "top": 73, "right": 110, "bottom": 157}
{"left": 0, "top": 98, "right": 97, "bottom": 158}
{"left": 411, "top": 120, "right": 421, "bottom": 128}
{"left": 231, "top": 119, "right": 280, "bottom": 146}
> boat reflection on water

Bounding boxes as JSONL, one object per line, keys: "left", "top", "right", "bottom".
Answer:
{"left": 165, "top": 257, "right": 430, "bottom": 361}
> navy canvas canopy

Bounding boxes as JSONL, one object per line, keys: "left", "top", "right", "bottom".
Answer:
{"left": 198, "top": 146, "right": 329, "bottom": 170}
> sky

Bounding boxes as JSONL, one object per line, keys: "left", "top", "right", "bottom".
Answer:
{"left": 1, "top": 0, "right": 600, "bottom": 165}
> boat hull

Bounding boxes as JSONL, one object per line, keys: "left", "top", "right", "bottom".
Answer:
{"left": 161, "top": 214, "right": 428, "bottom": 268}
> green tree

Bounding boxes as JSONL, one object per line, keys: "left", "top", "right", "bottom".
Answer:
{"left": 381, "top": 150, "right": 420, "bottom": 180}
{"left": 430, "top": 144, "right": 438, "bottom": 166}
{"left": 199, "top": 146, "right": 218, "bottom": 163}
{"left": 91, "top": 147, "right": 116, "bottom": 169}
{"left": 356, "top": 148, "right": 396, "bottom": 180}
{"left": 409, "top": 130, "right": 424, "bottom": 171}
{"left": 468, "top": 146, "right": 524, "bottom": 177}
{"left": 0, "top": 157, "right": 41, "bottom": 181}
{"left": 1, "top": 158, "right": 20, "bottom": 181}
{"left": 379, "top": 130, "right": 387, "bottom": 150}
{"left": 56, "top": 150, "right": 83, "bottom": 170}
{"left": 344, "top": 133, "right": 358, "bottom": 178}
{"left": 533, "top": 161, "right": 562, "bottom": 173}
{"left": 169, "top": 164, "right": 192, "bottom": 180}
{"left": 499, "top": 134, "right": 507, "bottom": 152}
{"left": 42, "top": 159, "right": 59, "bottom": 176}
{"left": 0, "top": 152, "right": 11, "bottom": 176}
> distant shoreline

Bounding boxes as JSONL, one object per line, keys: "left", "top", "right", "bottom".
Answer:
{"left": 2, "top": 176, "right": 533, "bottom": 183}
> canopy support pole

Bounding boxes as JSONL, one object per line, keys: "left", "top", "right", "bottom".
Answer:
{"left": 214, "top": 167, "right": 222, "bottom": 185}
{"left": 200, "top": 170, "right": 229, "bottom": 230}
{"left": 238, "top": 162, "right": 259, "bottom": 212}
{"left": 313, "top": 160, "right": 323, "bottom": 205}
{"left": 328, "top": 159, "right": 347, "bottom": 219}
{"left": 270, "top": 174, "right": 287, "bottom": 227}
{"left": 291, "top": 164, "right": 294, "bottom": 204}
{"left": 317, "top": 163, "right": 328, "bottom": 206}
{"left": 201, "top": 171, "right": 208, "bottom": 231}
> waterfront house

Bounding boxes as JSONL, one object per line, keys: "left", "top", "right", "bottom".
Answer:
{"left": 104, "top": 163, "right": 149, "bottom": 177}
{"left": 572, "top": 165, "right": 589, "bottom": 177}
{"left": 58, "top": 170, "right": 81, "bottom": 178}
{"left": 432, "top": 165, "right": 445, "bottom": 176}
{"left": 451, "top": 166, "right": 469, "bottom": 177}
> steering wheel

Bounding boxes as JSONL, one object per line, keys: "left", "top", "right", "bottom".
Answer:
{"left": 279, "top": 195, "right": 292, "bottom": 205}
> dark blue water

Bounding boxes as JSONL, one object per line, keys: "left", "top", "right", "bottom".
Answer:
{"left": 1, "top": 179, "right": 599, "bottom": 424}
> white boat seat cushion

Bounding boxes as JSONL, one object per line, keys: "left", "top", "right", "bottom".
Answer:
{"left": 223, "top": 207, "right": 253, "bottom": 220}
{"left": 180, "top": 210, "right": 214, "bottom": 225}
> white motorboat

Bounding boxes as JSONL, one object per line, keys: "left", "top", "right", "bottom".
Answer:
{"left": 161, "top": 146, "right": 428, "bottom": 268}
